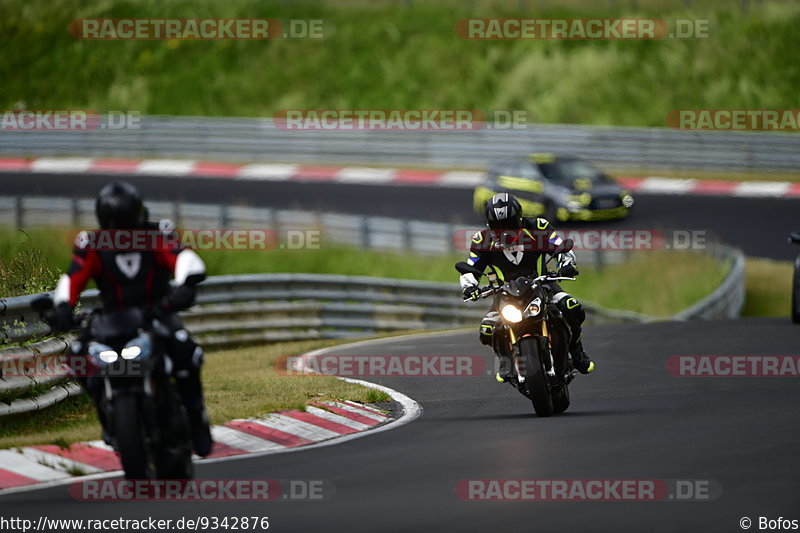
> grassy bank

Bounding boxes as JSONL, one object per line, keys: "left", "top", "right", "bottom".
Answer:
{"left": 2, "top": 0, "right": 798, "bottom": 127}
{"left": 1, "top": 226, "right": 730, "bottom": 317}
{"left": 744, "top": 257, "right": 793, "bottom": 318}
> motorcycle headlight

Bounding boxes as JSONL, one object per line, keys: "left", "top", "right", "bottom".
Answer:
{"left": 120, "top": 346, "right": 141, "bottom": 360}
{"left": 527, "top": 297, "right": 542, "bottom": 317}
{"left": 88, "top": 342, "right": 118, "bottom": 364}
{"left": 121, "top": 333, "right": 152, "bottom": 361}
{"left": 500, "top": 304, "right": 523, "bottom": 323}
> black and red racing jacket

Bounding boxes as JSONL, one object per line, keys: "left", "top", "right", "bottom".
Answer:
{"left": 53, "top": 222, "right": 206, "bottom": 312}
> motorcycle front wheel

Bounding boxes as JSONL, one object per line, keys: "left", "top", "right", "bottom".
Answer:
{"left": 112, "top": 394, "right": 154, "bottom": 479}
{"left": 518, "top": 337, "right": 553, "bottom": 417}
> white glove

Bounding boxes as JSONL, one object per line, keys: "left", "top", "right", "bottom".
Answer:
{"left": 459, "top": 272, "right": 478, "bottom": 290}
{"left": 558, "top": 250, "right": 577, "bottom": 268}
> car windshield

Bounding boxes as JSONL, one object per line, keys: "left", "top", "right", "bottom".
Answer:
{"left": 538, "top": 160, "right": 611, "bottom": 185}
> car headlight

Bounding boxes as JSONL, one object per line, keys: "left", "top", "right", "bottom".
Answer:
{"left": 621, "top": 193, "right": 634, "bottom": 208}
{"left": 527, "top": 297, "right": 542, "bottom": 317}
{"left": 500, "top": 304, "right": 523, "bottom": 323}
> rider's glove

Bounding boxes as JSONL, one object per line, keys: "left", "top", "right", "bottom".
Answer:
{"left": 47, "top": 302, "right": 75, "bottom": 332}
{"left": 462, "top": 285, "right": 481, "bottom": 301}
{"left": 558, "top": 263, "right": 579, "bottom": 278}
{"left": 557, "top": 250, "right": 578, "bottom": 278}
{"left": 165, "top": 284, "right": 197, "bottom": 312}
{"left": 459, "top": 272, "right": 480, "bottom": 301}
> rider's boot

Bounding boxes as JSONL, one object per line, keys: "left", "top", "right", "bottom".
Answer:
{"left": 176, "top": 372, "right": 213, "bottom": 457}
{"left": 495, "top": 354, "right": 513, "bottom": 383}
{"left": 186, "top": 401, "right": 213, "bottom": 457}
{"left": 83, "top": 376, "right": 113, "bottom": 444}
{"left": 570, "top": 340, "right": 595, "bottom": 374}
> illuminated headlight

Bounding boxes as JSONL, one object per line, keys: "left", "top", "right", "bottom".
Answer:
{"left": 621, "top": 194, "right": 635, "bottom": 208}
{"left": 527, "top": 297, "right": 543, "bottom": 317}
{"left": 99, "top": 350, "right": 118, "bottom": 363}
{"left": 120, "top": 346, "right": 142, "bottom": 360}
{"left": 500, "top": 304, "right": 523, "bottom": 323}
{"left": 121, "top": 333, "right": 153, "bottom": 361}
{"left": 89, "top": 342, "right": 119, "bottom": 364}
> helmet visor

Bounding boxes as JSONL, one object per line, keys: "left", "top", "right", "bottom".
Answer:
{"left": 488, "top": 214, "right": 521, "bottom": 231}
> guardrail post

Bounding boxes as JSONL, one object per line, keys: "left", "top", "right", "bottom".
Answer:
{"left": 14, "top": 196, "right": 23, "bottom": 228}
{"left": 172, "top": 201, "right": 181, "bottom": 227}
{"left": 360, "top": 216, "right": 371, "bottom": 249}
{"left": 401, "top": 219, "right": 412, "bottom": 251}
{"left": 71, "top": 198, "right": 80, "bottom": 227}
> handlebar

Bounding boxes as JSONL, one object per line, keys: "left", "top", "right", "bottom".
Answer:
{"left": 463, "top": 274, "right": 577, "bottom": 302}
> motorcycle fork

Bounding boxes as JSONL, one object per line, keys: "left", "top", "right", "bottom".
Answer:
{"left": 511, "top": 321, "right": 555, "bottom": 381}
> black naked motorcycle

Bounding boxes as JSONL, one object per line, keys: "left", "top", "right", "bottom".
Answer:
{"left": 456, "top": 242, "right": 579, "bottom": 417}
{"left": 34, "top": 296, "right": 194, "bottom": 479}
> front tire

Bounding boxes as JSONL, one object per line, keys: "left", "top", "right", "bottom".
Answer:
{"left": 112, "top": 394, "right": 153, "bottom": 479}
{"left": 518, "top": 337, "right": 553, "bottom": 417}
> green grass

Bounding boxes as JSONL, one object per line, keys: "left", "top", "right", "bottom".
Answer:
{"left": 0, "top": 228, "right": 64, "bottom": 297}
{"left": 743, "top": 257, "right": 793, "bottom": 318}
{"left": 1, "top": 0, "right": 798, "bottom": 128}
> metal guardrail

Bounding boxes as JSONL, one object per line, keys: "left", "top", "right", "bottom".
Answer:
{"left": 0, "top": 242, "right": 744, "bottom": 416}
{"left": 1, "top": 116, "right": 798, "bottom": 172}
{"left": 0, "top": 194, "right": 630, "bottom": 268}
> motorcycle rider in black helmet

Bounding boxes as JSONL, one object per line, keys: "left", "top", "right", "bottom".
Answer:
{"left": 459, "top": 193, "right": 595, "bottom": 382}
{"left": 50, "top": 181, "right": 213, "bottom": 456}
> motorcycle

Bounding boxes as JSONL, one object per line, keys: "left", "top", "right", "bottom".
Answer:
{"left": 789, "top": 231, "right": 800, "bottom": 324}
{"left": 33, "top": 296, "right": 194, "bottom": 479}
{"left": 456, "top": 240, "right": 579, "bottom": 417}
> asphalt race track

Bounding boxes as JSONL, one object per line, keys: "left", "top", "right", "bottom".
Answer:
{"left": 2, "top": 319, "right": 799, "bottom": 533}
{"left": 4, "top": 171, "right": 800, "bottom": 260}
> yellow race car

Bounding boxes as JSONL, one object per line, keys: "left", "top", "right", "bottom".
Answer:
{"left": 473, "top": 153, "right": 634, "bottom": 222}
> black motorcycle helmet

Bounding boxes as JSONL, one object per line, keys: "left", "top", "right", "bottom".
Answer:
{"left": 484, "top": 193, "right": 523, "bottom": 230}
{"left": 95, "top": 181, "right": 147, "bottom": 229}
